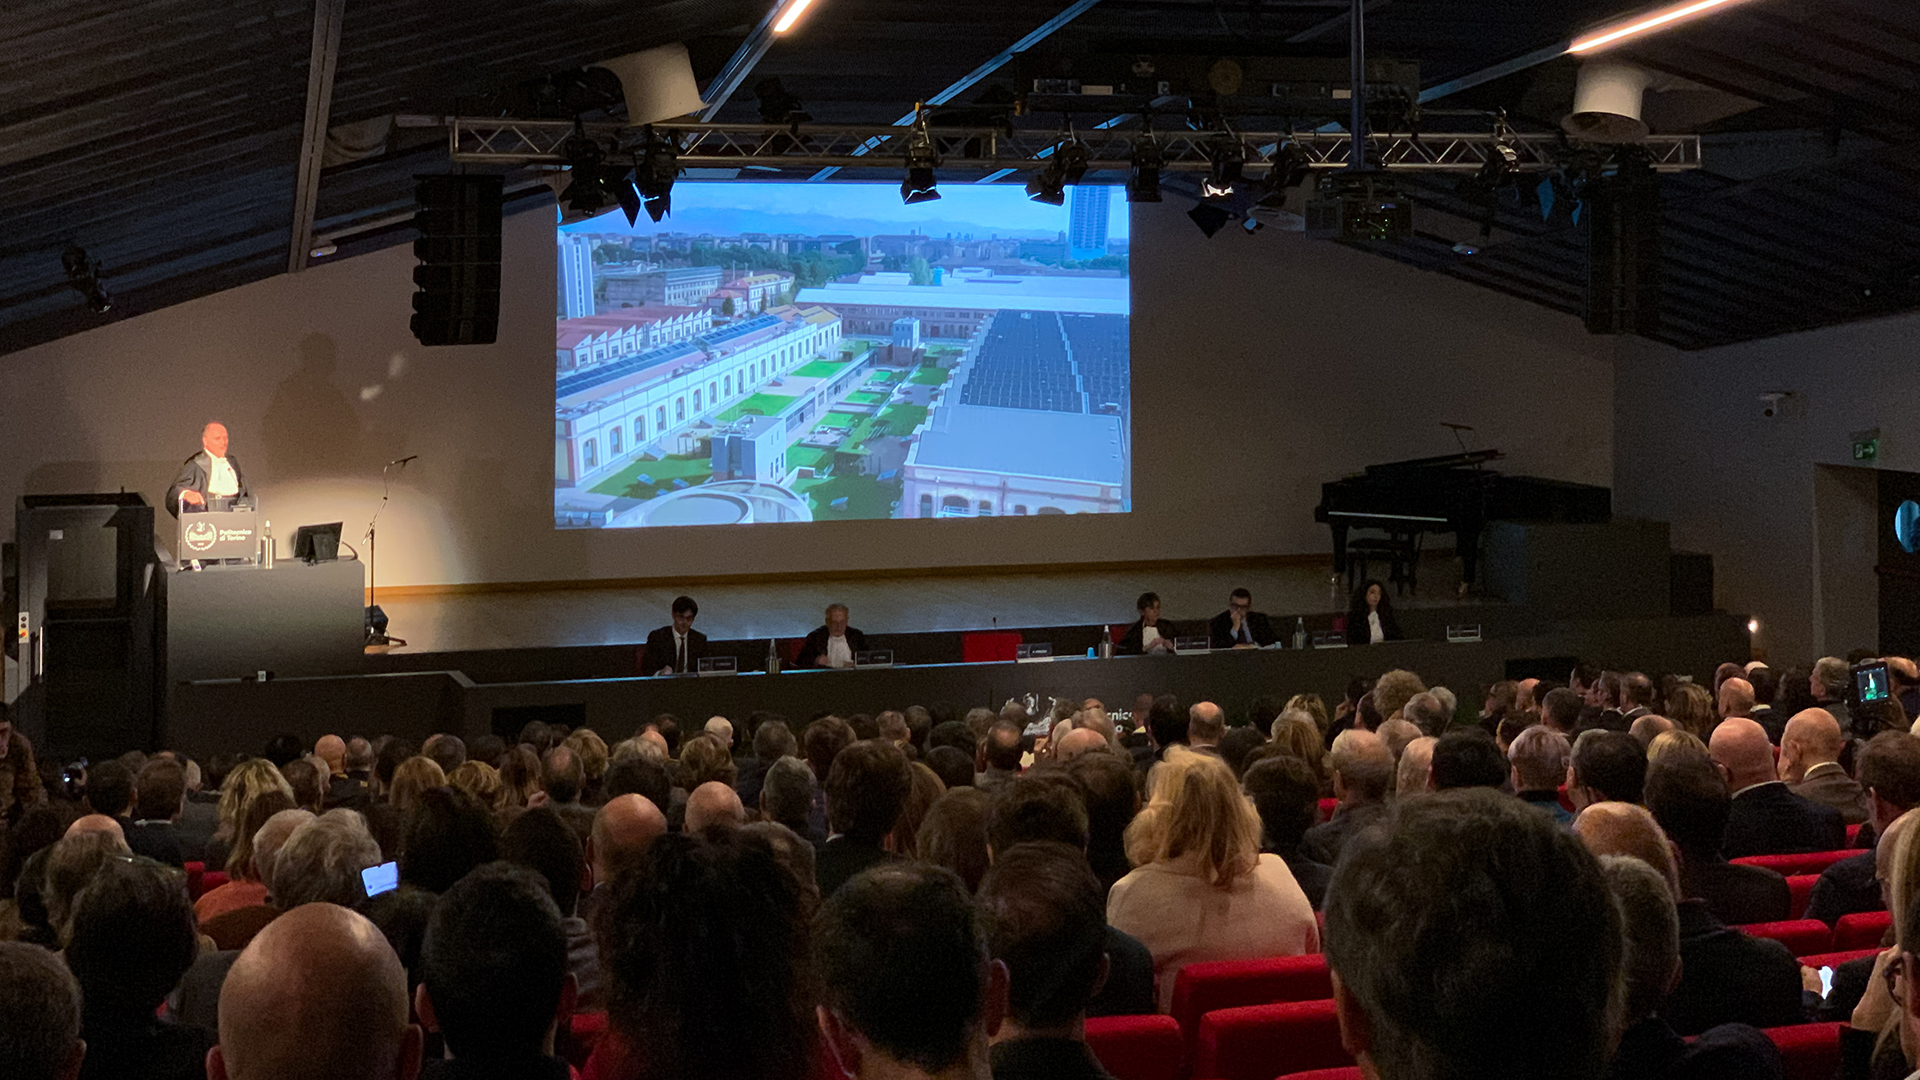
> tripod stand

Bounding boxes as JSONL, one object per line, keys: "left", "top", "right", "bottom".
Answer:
{"left": 364, "top": 456, "right": 414, "bottom": 647}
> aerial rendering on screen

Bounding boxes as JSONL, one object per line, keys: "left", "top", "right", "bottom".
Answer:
{"left": 553, "top": 182, "right": 1130, "bottom": 529}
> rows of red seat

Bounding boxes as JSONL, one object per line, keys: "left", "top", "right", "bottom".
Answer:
{"left": 1737, "top": 912, "right": 1891, "bottom": 955}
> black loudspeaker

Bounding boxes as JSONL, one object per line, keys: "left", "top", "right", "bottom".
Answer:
{"left": 411, "top": 175, "right": 504, "bottom": 346}
{"left": 1584, "top": 154, "right": 1661, "bottom": 336}
{"left": 1671, "top": 551, "right": 1715, "bottom": 615}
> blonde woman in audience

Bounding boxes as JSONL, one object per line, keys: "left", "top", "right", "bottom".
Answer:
{"left": 1286, "top": 693, "right": 1330, "bottom": 740}
{"left": 1848, "top": 810, "right": 1920, "bottom": 1071}
{"left": 888, "top": 762, "right": 947, "bottom": 858}
{"left": 1108, "top": 746, "right": 1318, "bottom": 1010}
{"left": 387, "top": 756, "right": 446, "bottom": 816}
{"left": 679, "top": 733, "right": 738, "bottom": 788}
{"left": 498, "top": 745, "right": 541, "bottom": 808}
{"left": 1270, "top": 709, "right": 1329, "bottom": 794}
{"left": 1666, "top": 682, "right": 1717, "bottom": 738}
{"left": 196, "top": 788, "right": 296, "bottom": 922}
{"left": 447, "top": 760, "right": 504, "bottom": 813}
{"left": 565, "top": 728, "right": 609, "bottom": 799}
{"left": 205, "top": 758, "right": 295, "bottom": 869}
{"left": 1645, "top": 728, "right": 1708, "bottom": 763}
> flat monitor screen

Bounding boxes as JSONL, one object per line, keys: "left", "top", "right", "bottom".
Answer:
{"left": 554, "top": 182, "right": 1130, "bottom": 528}
{"left": 293, "top": 522, "right": 343, "bottom": 562}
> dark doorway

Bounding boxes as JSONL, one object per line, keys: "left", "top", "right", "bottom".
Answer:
{"left": 1877, "top": 469, "right": 1920, "bottom": 656}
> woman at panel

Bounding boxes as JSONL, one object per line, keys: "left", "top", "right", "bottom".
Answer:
{"left": 1117, "top": 591, "right": 1177, "bottom": 655}
{"left": 1345, "top": 579, "right": 1402, "bottom": 645}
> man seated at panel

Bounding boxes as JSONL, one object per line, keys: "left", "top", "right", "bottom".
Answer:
{"left": 166, "top": 421, "right": 249, "bottom": 516}
{"left": 640, "top": 595, "right": 708, "bottom": 676}
{"left": 1207, "top": 588, "right": 1275, "bottom": 649}
{"left": 797, "top": 603, "right": 868, "bottom": 669}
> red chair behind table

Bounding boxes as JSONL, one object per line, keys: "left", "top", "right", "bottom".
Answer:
{"left": 960, "top": 631, "right": 1022, "bottom": 664}
{"left": 1764, "top": 1022, "right": 1844, "bottom": 1080}
{"left": 1834, "top": 910, "right": 1894, "bottom": 951}
{"left": 1193, "top": 999, "right": 1352, "bottom": 1080}
{"left": 1786, "top": 874, "right": 1819, "bottom": 921}
{"left": 1169, "top": 955, "right": 1333, "bottom": 1063}
{"left": 1735, "top": 919, "right": 1832, "bottom": 957}
{"left": 1084, "top": 1014, "right": 1184, "bottom": 1080}
{"left": 1732, "top": 850, "right": 1857, "bottom": 877}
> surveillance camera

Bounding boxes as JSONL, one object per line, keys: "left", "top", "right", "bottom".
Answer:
{"left": 1759, "top": 391, "right": 1790, "bottom": 419}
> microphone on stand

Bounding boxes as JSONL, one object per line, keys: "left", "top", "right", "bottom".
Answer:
{"left": 388, "top": 455, "right": 418, "bottom": 467}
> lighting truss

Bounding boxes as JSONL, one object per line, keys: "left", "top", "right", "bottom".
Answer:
{"left": 429, "top": 116, "right": 1702, "bottom": 175}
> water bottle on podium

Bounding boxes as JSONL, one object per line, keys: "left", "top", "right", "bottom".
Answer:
{"left": 1292, "top": 617, "right": 1308, "bottom": 650}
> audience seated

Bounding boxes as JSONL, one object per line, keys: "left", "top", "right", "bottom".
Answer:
{"left": 1393, "top": 735, "right": 1436, "bottom": 797}
{"left": 684, "top": 780, "right": 748, "bottom": 833}
{"left": 1808, "top": 732, "right": 1920, "bottom": 924}
{"left": 1429, "top": 729, "right": 1508, "bottom": 791}
{"left": 1326, "top": 789, "right": 1619, "bottom": 1080}
{"left": 417, "top": 863, "right": 575, "bottom": 1079}
{"left": 269, "top": 808, "right": 382, "bottom": 909}
{"left": 586, "top": 794, "right": 667, "bottom": 895}
{"left": 1299, "top": 730, "right": 1391, "bottom": 865}
{"left": 1567, "top": 730, "right": 1648, "bottom": 810}
{"left": 64, "top": 856, "right": 210, "bottom": 1080}
{"left": 818, "top": 862, "right": 1004, "bottom": 1080}
{"left": 1063, "top": 754, "right": 1137, "bottom": 893}
{"left": 127, "top": 758, "right": 187, "bottom": 867}
{"left": 399, "top": 787, "right": 498, "bottom": 894}
{"left": 502, "top": 805, "right": 600, "bottom": 1007}
{"left": 0, "top": 940, "right": 85, "bottom": 1080}
{"left": 1710, "top": 717, "right": 1846, "bottom": 857}
{"left": 1574, "top": 799, "right": 1806, "bottom": 1035}
{"left": 1596, "top": 854, "right": 1785, "bottom": 1080}
{"left": 208, "top": 902, "right": 422, "bottom": 1080}
{"left": 1240, "top": 755, "right": 1333, "bottom": 908}
{"left": 817, "top": 740, "right": 912, "bottom": 897}
{"left": 1644, "top": 750, "right": 1792, "bottom": 925}
{"left": 1508, "top": 725, "right": 1574, "bottom": 824}
{"left": 918, "top": 788, "right": 993, "bottom": 894}
{"left": 1779, "top": 709, "right": 1870, "bottom": 824}
{"left": 978, "top": 843, "right": 1118, "bottom": 1080}
{"left": 1107, "top": 747, "right": 1316, "bottom": 1011}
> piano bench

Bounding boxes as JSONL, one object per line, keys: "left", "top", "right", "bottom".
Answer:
{"left": 1345, "top": 536, "right": 1420, "bottom": 596}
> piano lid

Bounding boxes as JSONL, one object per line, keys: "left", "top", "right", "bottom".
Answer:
{"left": 1362, "top": 449, "right": 1504, "bottom": 476}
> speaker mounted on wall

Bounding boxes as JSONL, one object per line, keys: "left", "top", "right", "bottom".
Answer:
{"left": 1584, "top": 153, "right": 1661, "bottom": 337}
{"left": 411, "top": 175, "right": 504, "bottom": 346}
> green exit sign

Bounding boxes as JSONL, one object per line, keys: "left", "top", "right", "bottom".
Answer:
{"left": 1855, "top": 439, "right": 1880, "bottom": 461}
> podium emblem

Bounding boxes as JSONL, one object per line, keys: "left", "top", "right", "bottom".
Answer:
{"left": 183, "top": 520, "right": 218, "bottom": 552}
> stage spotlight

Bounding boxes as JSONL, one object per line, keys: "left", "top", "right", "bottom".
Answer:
{"left": 635, "top": 127, "right": 680, "bottom": 222}
{"left": 901, "top": 108, "right": 941, "bottom": 204}
{"left": 559, "top": 132, "right": 616, "bottom": 217}
{"left": 1203, "top": 135, "right": 1244, "bottom": 198}
{"left": 1127, "top": 137, "right": 1163, "bottom": 203}
{"left": 61, "top": 245, "right": 111, "bottom": 313}
{"left": 1188, "top": 202, "right": 1233, "bottom": 238}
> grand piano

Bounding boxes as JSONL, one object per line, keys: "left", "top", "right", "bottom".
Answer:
{"left": 1315, "top": 449, "right": 1612, "bottom": 590}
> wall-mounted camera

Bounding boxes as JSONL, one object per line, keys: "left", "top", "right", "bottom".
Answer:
{"left": 1759, "top": 390, "right": 1793, "bottom": 419}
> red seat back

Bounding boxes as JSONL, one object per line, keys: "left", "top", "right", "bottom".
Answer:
{"left": 1193, "top": 999, "right": 1351, "bottom": 1080}
{"left": 1169, "top": 955, "right": 1332, "bottom": 1060}
{"left": 1798, "top": 948, "right": 1883, "bottom": 970}
{"left": 1834, "top": 910, "right": 1893, "bottom": 951}
{"left": 1764, "top": 1022, "right": 1844, "bottom": 1080}
{"left": 1731, "top": 850, "right": 1856, "bottom": 876}
{"left": 199, "top": 870, "right": 230, "bottom": 894}
{"left": 1316, "top": 798, "right": 1336, "bottom": 824}
{"left": 560, "top": 1011, "right": 609, "bottom": 1070}
{"left": 1085, "top": 1014, "right": 1184, "bottom": 1080}
{"left": 1847, "top": 823, "right": 1864, "bottom": 845}
{"left": 185, "top": 861, "right": 206, "bottom": 900}
{"left": 1786, "top": 874, "right": 1818, "bottom": 921}
{"left": 1735, "top": 919, "right": 1832, "bottom": 957}
{"left": 960, "top": 631, "right": 1023, "bottom": 664}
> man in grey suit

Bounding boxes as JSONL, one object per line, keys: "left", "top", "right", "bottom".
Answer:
{"left": 166, "top": 421, "right": 250, "bottom": 517}
{"left": 1781, "top": 708, "right": 1870, "bottom": 824}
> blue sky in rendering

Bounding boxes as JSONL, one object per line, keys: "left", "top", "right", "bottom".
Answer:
{"left": 560, "top": 182, "right": 1130, "bottom": 243}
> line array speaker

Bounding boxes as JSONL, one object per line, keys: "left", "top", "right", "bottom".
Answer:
{"left": 411, "top": 175, "right": 504, "bottom": 346}
{"left": 1584, "top": 154, "right": 1661, "bottom": 337}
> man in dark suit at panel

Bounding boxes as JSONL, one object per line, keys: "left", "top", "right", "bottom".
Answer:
{"left": 640, "top": 595, "right": 707, "bottom": 676}
{"left": 796, "top": 603, "right": 867, "bottom": 670}
{"left": 1711, "top": 716, "right": 1845, "bottom": 859}
{"left": 1207, "top": 588, "right": 1275, "bottom": 649}
{"left": 165, "top": 421, "right": 250, "bottom": 516}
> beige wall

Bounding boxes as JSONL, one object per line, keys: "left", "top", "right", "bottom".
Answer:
{"left": 1, "top": 197, "right": 1614, "bottom": 589}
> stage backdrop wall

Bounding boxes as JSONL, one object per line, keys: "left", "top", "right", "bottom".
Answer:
{"left": 0, "top": 197, "right": 1613, "bottom": 590}
{"left": 1614, "top": 310, "right": 1920, "bottom": 666}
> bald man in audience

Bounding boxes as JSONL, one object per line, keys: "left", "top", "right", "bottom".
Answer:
{"left": 587, "top": 794, "right": 667, "bottom": 892}
{"left": 684, "top": 781, "right": 747, "bottom": 833}
{"left": 1301, "top": 730, "right": 1394, "bottom": 865}
{"left": 1186, "top": 703, "right": 1225, "bottom": 751}
{"left": 1374, "top": 717, "right": 1421, "bottom": 762}
{"left": 1630, "top": 714, "right": 1676, "bottom": 747}
{"left": 63, "top": 813, "right": 124, "bottom": 841}
{"left": 1711, "top": 716, "right": 1846, "bottom": 859}
{"left": 208, "top": 903, "right": 422, "bottom": 1080}
{"left": 1054, "top": 727, "right": 1110, "bottom": 762}
{"left": 705, "top": 716, "right": 734, "bottom": 753}
{"left": 1779, "top": 708, "right": 1869, "bottom": 824}
{"left": 1512, "top": 678, "right": 1541, "bottom": 717}
{"left": 1396, "top": 736, "right": 1436, "bottom": 798}
{"left": 1573, "top": 799, "right": 1807, "bottom": 1036}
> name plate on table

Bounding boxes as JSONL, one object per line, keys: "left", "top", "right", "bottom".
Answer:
{"left": 178, "top": 506, "right": 258, "bottom": 562}
{"left": 696, "top": 656, "right": 739, "bottom": 676}
{"left": 1446, "top": 624, "right": 1483, "bottom": 643}
{"left": 1311, "top": 631, "right": 1349, "bottom": 649}
{"left": 1016, "top": 642, "right": 1054, "bottom": 662}
{"left": 854, "top": 650, "right": 894, "bottom": 668}
{"left": 1173, "top": 635, "right": 1211, "bottom": 653}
